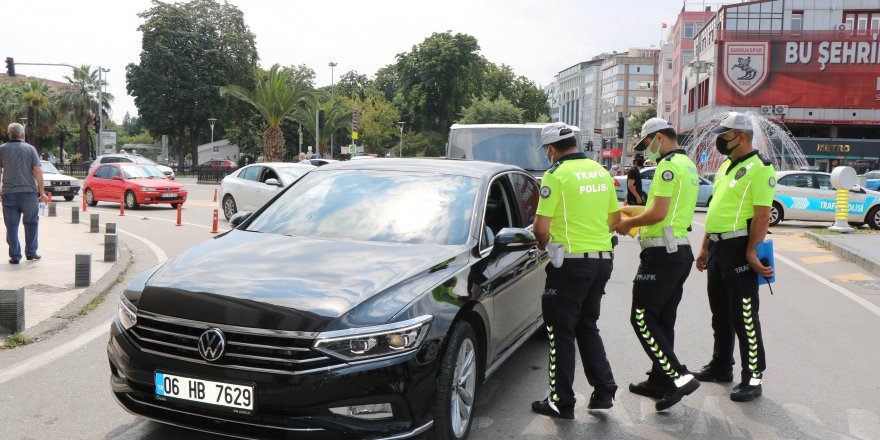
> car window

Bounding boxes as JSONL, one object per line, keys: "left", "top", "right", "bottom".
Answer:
{"left": 779, "top": 174, "right": 813, "bottom": 188}
{"left": 866, "top": 171, "right": 880, "bottom": 179}
{"left": 247, "top": 170, "right": 478, "bottom": 245}
{"left": 123, "top": 165, "right": 165, "bottom": 179}
{"left": 262, "top": 168, "right": 280, "bottom": 183}
{"left": 641, "top": 169, "right": 655, "bottom": 179}
{"left": 41, "top": 162, "right": 59, "bottom": 174}
{"left": 239, "top": 166, "right": 262, "bottom": 181}
{"left": 481, "top": 178, "right": 515, "bottom": 250}
{"left": 508, "top": 172, "right": 539, "bottom": 227}
{"left": 107, "top": 166, "right": 121, "bottom": 179}
{"left": 814, "top": 174, "right": 833, "bottom": 190}
{"left": 94, "top": 166, "right": 108, "bottom": 179}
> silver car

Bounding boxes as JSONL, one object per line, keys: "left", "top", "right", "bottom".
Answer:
{"left": 614, "top": 167, "right": 714, "bottom": 207}
{"left": 771, "top": 171, "right": 880, "bottom": 229}
{"left": 219, "top": 162, "right": 315, "bottom": 220}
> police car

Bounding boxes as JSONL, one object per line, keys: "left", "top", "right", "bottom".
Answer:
{"left": 771, "top": 170, "right": 880, "bottom": 229}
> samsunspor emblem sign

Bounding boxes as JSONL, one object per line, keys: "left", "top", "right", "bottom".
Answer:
{"left": 723, "top": 41, "right": 770, "bottom": 96}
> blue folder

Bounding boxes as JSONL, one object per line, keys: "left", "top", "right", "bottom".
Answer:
{"left": 756, "top": 239, "right": 775, "bottom": 285}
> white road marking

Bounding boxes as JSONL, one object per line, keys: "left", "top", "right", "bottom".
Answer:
{"left": 784, "top": 403, "right": 856, "bottom": 440}
{"left": 847, "top": 408, "right": 880, "bottom": 440}
{"left": 690, "top": 396, "right": 746, "bottom": 437}
{"left": 117, "top": 228, "right": 168, "bottom": 262}
{"left": 520, "top": 413, "right": 559, "bottom": 436}
{"left": 134, "top": 214, "right": 222, "bottom": 230}
{"left": 691, "top": 220, "right": 880, "bottom": 319}
{"left": 0, "top": 318, "right": 113, "bottom": 385}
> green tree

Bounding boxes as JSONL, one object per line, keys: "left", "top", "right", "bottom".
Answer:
{"left": 329, "top": 70, "right": 372, "bottom": 101}
{"left": 16, "top": 79, "right": 60, "bottom": 151}
{"left": 342, "top": 90, "right": 399, "bottom": 154}
{"left": 372, "top": 64, "right": 399, "bottom": 103}
{"left": 291, "top": 92, "right": 352, "bottom": 157}
{"left": 628, "top": 105, "right": 658, "bottom": 138}
{"left": 401, "top": 130, "right": 446, "bottom": 157}
{"left": 221, "top": 65, "right": 315, "bottom": 161}
{"left": 458, "top": 96, "right": 524, "bottom": 124}
{"left": 127, "top": 0, "right": 257, "bottom": 166}
{"left": 58, "top": 65, "right": 113, "bottom": 159}
{"left": 394, "top": 31, "right": 486, "bottom": 132}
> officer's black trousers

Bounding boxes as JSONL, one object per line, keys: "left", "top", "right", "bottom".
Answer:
{"left": 542, "top": 258, "right": 617, "bottom": 409}
{"left": 706, "top": 236, "right": 767, "bottom": 382}
{"left": 631, "top": 245, "right": 694, "bottom": 385}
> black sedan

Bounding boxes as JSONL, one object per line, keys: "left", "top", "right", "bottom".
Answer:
{"left": 107, "top": 159, "right": 548, "bottom": 439}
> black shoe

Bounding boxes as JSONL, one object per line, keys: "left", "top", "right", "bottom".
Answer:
{"left": 692, "top": 363, "right": 733, "bottom": 382}
{"left": 656, "top": 376, "right": 700, "bottom": 411}
{"left": 531, "top": 398, "right": 574, "bottom": 419}
{"left": 8, "top": 258, "right": 19, "bottom": 264}
{"left": 26, "top": 254, "right": 41, "bottom": 261}
{"left": 730, "top": 382, "right": 762, "bottom": 402}
{"left": 629, "top": 380, "right": 673, "bottom": 400}
{"left": 587, "top": 391, "right": 614, "bottom": 410}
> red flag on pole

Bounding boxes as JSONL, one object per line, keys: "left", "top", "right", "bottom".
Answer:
{"left": 661, "top": 23, "right": 667, "bottom": 28}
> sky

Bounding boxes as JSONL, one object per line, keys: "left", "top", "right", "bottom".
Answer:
{"left": 6, "top": 0, "right": 693, "bottom": 124}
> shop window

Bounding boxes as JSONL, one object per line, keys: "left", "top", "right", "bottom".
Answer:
{"left": 791, "top": 11, "right": 803, "bottom": 32}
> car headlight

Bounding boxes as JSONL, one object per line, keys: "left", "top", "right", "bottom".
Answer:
{"left": 313, "top": 315, "right": 433, "bottom": 362}
{"left": 139, "top": 187, "right": 159, "bottom": 192}
{"left": 117, "top": 295, "right": 137, "bottom": 330}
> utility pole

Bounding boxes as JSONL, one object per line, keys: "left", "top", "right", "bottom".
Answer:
{"left": 329, "top": 62, "right": 337, "bottom": 154}
{"left": 397, "top": 122, "right": 405, "bottom": 157}
{"left": 96, "top": 67, "right": 109, "bottom": 159}
{"left": 316, "top": 109, "right": 320, "bottom": 159}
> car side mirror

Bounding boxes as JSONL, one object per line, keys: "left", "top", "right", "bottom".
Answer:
{"left": 264, "top": 178, "right": 282, "bottom": 187}
{"left": 229, "top": 211, "right": 253, "bottom": 227}
{"left": 112, "top": 176, "right": 120, "bottom": 181}
{"left": 490, "top": 228, "right": 537, "bottom": 257}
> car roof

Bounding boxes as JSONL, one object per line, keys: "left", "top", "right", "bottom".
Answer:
{"left": 246, "top": 162, "right": 315, "bottom": 169}
{"left": 315, "top": 158, "right": 523, "bottom": 178}
{"left": 777, "top": 170, "right": 828, "bottom": 177}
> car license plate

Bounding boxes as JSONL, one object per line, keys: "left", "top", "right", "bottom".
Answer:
{"left": 54, "top": 186, "right": 70, "bottom": 191}
{"left": 154, "top": 372, "right": 254, "bottom": 412}
{"left": 160, "top": 192, "right": 177, "bottom": 198}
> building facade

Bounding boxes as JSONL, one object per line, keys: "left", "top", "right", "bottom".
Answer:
{"left": 687, "top": 0, "right": 880, "bottom": 172}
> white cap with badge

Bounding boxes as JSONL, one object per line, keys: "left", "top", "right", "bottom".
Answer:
{"left": 633, "top": 117, "right": 674, "bottom": 151}
{"left": 710, "top": 112, "right": 754, "bottom": 134}
{"left": 538, "top": 122, "right": 577, "bottom": 149}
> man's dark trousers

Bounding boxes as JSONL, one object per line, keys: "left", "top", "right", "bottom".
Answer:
{"left": 542, "top": 258, "right": 617, "bottom": 408}
{"left": 2, "top": 192, "right": 40, "bottom": 261}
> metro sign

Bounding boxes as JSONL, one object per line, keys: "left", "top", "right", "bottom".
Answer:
{"left": 723, "top": 41, "right": 770, "bottom": 96}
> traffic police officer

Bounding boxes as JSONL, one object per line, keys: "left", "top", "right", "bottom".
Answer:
{"left": 613, "top": 118, "right": 701, "bottom": 411}
{"left": 694, "top": 112, "right": 775, "bottom": 402}
{"left": 531, "top": 123, "right": 620, "bottom": 419}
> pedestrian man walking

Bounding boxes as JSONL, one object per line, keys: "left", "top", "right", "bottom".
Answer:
{"left": 694, "top": 112, "right": 775, "bottom": 402}
{"left": 48, "top": 152, "right": 56, "bottom": 166}
{"left": 626, "top": 154, "right": 646, "bottom": 206}
{"left": 613, "top": 118, "right": 701, "bottom": 410}
{"left": 0, "top": 123, "right": 48, "bottom": 264}
{"left": 531, "top": 122, "right": 620, "bottom": 419}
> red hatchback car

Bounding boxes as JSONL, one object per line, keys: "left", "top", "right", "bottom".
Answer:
{"left": 84, "top": 163, "right": 187, "bottom": 209}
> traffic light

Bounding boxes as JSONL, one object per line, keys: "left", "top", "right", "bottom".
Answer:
{"left": 93, "top": 116, "right": 100, "bottom": 132}
{"left": 5, "top": 57, "right": 14, "bottom": 76}
{"left": 317, "top": 110, "right": 325, "bottom": 129}
{"left": 617, "top": 116, "right": 625, "bottom": 139}
{"left": 586, "top": 140, "right": 594, "bottom": 152}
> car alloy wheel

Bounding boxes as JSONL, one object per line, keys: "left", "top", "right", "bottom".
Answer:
{"left": 223, "top": 195, "right": 237, "bottom": 221}
{"left": 868, "top": 206, "right": 880, "bottom": 230}
{"left": 769, "top": 202, "right": 783, "bottom": 226}
{"left": 125, "top": 191, "right": 139, "bottom": 210}
{"left": 432, "top": 321, "right": 479, "bottom": 440}
{"left": 85, "top": 189, "right": 98, "bottom": 206}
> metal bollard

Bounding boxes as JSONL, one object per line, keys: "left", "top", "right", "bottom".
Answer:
{"left": 106, "top": 222, "right": 116, "bottom": 234}
{"left": 104, "top": 234, "right": 118, "bottom": 262}
{"left": 72, "top": 206, "right": 80, "bottom": 224}
{"left": 48, "top": 202, "right": 57, "bottom": 217}
{"left": 90, "top": 214, "right": 100, "bottom": 233}
{"left": 75, "top": 253, "right": 91, "bottom": 287}
{"left": 0, "top": 288, "right": 25, "bottom": 335}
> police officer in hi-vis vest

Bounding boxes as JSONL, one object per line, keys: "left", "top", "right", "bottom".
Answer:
{"left": 531, "top": 123, "right": 620, "bottom": 419}
{"left": 694, "top": 112, "right": 776, "bottom": 402}
{"left": 613, "top": 118, "right": 701, "bottom": 411}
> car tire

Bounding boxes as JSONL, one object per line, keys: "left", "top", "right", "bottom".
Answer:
{"left": 769, "top": 202, "right": 783, "bottom": 226}
{"left": 430, "top": 321, "right": 479, "bottom": 440}
{"left": 124, "top": 190, "right": 139, "bottom": 210}
{"left": 85, "top": 189, "right": 98, "bottom": 207}
{"left": 866, "top": 206, "right": 880, "bottom": 230}
{"left": 222, "top": 195, "right": 237, "bottom": 221}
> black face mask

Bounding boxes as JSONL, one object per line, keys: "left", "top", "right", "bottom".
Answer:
{"left": 715, "top": 133, "right": 740, "bottom": 156}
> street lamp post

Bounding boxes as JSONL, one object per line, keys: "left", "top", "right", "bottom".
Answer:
{"left": 397, "top": 122, "right": 405, "bottom": 157}
{"left": 19, "top": 118, "right": 27, "bottom": 142}
{"left": 328, "top": 62, "right": 337, "bottom": 154}
{"left": 208, "top": 118, "right": 217, "bottom": 164}
{"left": 688, "top": 60, "right": 713, "bottom": 133}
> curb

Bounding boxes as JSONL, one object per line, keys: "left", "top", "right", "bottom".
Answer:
{"left": 805, "top": 231, "right": 880, "bottom": 277}
{"left": 15, "top": 240, "right": 133, "bottom": 343}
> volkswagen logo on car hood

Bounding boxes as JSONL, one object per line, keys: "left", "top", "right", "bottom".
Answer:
{"left": 198, "top": 328, "right": 226, "bottom": 361}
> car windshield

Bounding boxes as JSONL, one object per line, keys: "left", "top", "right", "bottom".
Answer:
{"left": 276, "top": 166, "right": 311, "bottom": 180}
{"left": 247, "top": 170, "right": 478, "bottom": 245}
{"left": 132, "top": 156, "right": 158, "bottom": 166}
{"left": 122, "top": 165, "right": 166, "bottom": 179}
{"left": 41, "top": 162, "right": 59, "bottom": 174}
{"left": 866, "top": 171, "right": 880, "bottom": 179}
{"left": 449, "top": 127, "right": 548, "bottom": 172}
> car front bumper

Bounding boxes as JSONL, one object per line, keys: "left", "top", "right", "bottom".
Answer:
{"left": 107, "top": 318, "right": 439, "bottom": 439}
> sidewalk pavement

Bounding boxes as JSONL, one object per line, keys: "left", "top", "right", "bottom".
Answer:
{"left": 806, "top": 229, "right": 880, "bottom": 276}
{"left": 0, "top": 204, "right": 130, "bottom": 345}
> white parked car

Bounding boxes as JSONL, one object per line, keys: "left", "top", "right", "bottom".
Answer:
{"left": 614, "top": 166, "right": 714, "bottom": 207}
{"left": 219, "top": 162, "right": 315, "bottom": 220}
{"left": 771, "top": 171, "right": 880, "bottom": 229}
{"left": 41, "top": 160, "right": 81, "bottom": 201}
{"left": 90, "top": 153, "right": 176, "bottom": 179}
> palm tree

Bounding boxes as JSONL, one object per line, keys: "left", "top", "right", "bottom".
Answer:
{"left": 220, "top": 65, "right": 314, "bottom": 162}
{"left": 0, "top": 81, "right": 21, "bottom": 136}
{"left": 291, "top": 92, "right": 353, "bottom": 157}
{"left": 57, "top": 65, "right": 113, "bottom": 160}
{"left": 16, "top": 79, "right": 59, "bottom": 152}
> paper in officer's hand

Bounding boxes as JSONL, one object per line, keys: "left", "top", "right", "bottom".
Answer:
{"left": 546, "top": 243, "right": 564, "bottom": 268}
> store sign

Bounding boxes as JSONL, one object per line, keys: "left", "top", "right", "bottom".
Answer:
{"left": 794, "top": 138, "right": 880, "bottom": 158}
{"left": 722, "top": 41, "right": 769, "bottom": 96}
{"left": 715, "top": 31, "right": 880, "bottom": 109}
{"left": 601, "top": 148, "right": 622, "bottom": 158}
